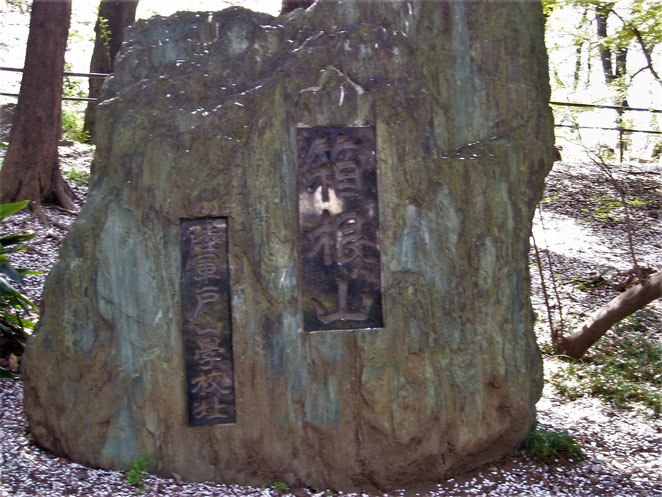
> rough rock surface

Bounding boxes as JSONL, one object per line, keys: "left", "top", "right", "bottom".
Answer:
{"left": 23, "top": 0, "right": 555, "bottom": 491}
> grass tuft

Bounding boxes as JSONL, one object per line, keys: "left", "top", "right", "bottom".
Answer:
{"left": 522, "top": 426, "right": 583, "bottom": 462}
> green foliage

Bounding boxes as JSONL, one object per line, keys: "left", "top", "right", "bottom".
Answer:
{"left": 274, "top": 481, "right": 289, "bottom": 492}
{"left": 541, "top": 0, "right": 560, "bottom": 18}
{"left": 652, "top": 145, "right": 662, "bottom": 159}
{"left": 126, "top": 456, "right": 151, "bottom": 493}
{"left": 570, "top": 267, "right": 614, "bottom": 291}
{"left": 541, "top": 194, "right": 561, "bottom": 204}
{"left": 61, "top": 63, "right": 91, "bottom": 144}
{"left": 550, "top": 310, "right": 661, "bottom": 414}
{"left": 61, "top": 105, "right": 90, "bottom": 144}
{"left": 5, "top": 0, "right": 30, "bottom": 13}
{"left": 544, "top": 0, "right": 661, "bottom": 160}
{"left": 0, "top": 367, "right": 14, "bottom": 379}
{"left": 544, "top": 0, "right": 662, "bottom": 85}
{"left": 98, "top": 13, "right": 113, "bottom": 66}
{"left": 577, "top": 193, "right": 650, "bottom": 224}
{"left": 65, "top": 168, "right": 90, "bottom": 186}
{"left": 590, "top": 195, "right": 621, "bottom": 222}
{"left": 62, "top": 63, "right": 85, "bottom": 99}
{"left": 0, "top": 201, "right": 39, "bottom": 378}
{"left": 522, "top": 426, "right": 584, "bottom": 462}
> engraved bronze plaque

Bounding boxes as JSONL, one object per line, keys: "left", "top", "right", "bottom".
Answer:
{"left": 180, "top": 217, "right": 236, "bottom": 425}
{"left": 297, "top": 127, "right": 383, "bottom": 331}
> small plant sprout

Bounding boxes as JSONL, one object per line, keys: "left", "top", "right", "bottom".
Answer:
{"left": 273, "top": 481, "right": 289, "bottom": 492}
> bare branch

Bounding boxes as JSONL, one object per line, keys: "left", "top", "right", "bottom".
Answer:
{"left": 531, "top": 231, "right": 558, "bottom": 346}
{"left": 559, "top": 270, "right": 662, "bottom": 358}
{"left": 610, "top": 9, "right": 662, "bottom": 88}
{"left": 585, "top": 150, "right": 643, "bottom": 279}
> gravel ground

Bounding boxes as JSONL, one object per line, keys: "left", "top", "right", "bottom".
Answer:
{"left": 1, "top": 146, "right": 661, "bottom": 496}
{"left": 0, "top": 376, "right": 658, "bottom": 497}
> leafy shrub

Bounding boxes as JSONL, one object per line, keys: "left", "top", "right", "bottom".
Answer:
{"left": 61, "top": 62, "right": 91, "bottom": 144}
{"left": 66, "top": 168, "right": 90, "bottom": 186}
{"left": 0, "top": 201, "right": 39, "bottom": 378}
{"left": 523, "top": 426, "right": 583, "bottom": 462}
{"left": 126, "top": 456, "right": 150, "bottom": 493}
{"left": 61, "top": 104, "right": 90, "bottom": 144}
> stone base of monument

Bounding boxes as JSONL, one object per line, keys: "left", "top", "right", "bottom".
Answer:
{"left": 23, "top": 0, "right": 554, "bottom": 491}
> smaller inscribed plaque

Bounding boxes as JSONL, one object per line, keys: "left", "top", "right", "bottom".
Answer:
{"left": 180, "top": 218, "right": 235, "bottom": 425}
{"left": 297, "top": 127, "right": 383, "bottom": 332}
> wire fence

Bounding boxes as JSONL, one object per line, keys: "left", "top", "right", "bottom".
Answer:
{"left": 549, "top": 101, "right": 662, "bottom": 137}
{"left": 0, "top": 66, "right": 108, "bottom": 102}
{"left": 1, "top": 66, "right": 661, "bottom": 136}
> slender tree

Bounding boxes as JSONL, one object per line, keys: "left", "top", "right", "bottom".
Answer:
{"left": 0, "top": 0, "right": 75, "bottom": 215}
{"left": 594, "top": 2, "right": 628, "bottom": 87}
{"left": 82, "top": 0, "right": 139, "bottom": 140}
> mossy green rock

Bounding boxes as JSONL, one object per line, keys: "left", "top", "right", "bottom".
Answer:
{"left": 24, "top": 0, "right": 554, "bottom": 490}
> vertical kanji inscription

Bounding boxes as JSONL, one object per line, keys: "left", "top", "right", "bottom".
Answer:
{"left": 297, "top": 127, "right": 383, "bottom": 331}
{"left": 180, "top": 217, "right": 235, "bottom": 425}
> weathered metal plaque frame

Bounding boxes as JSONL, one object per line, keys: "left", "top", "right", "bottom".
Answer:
{"left": 180, "top": 217, "right": 236, "bottom": 425}
{"left": 297, "top": 127, "right": 383, "bottom": 332}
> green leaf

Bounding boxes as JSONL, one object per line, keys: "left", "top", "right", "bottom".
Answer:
{"left": 0, "top": 316, "right": 31, "bottom": 345}
{"left": 17, "top": 268, "right": 42, "bottom": 276}
{"left": 0, "top": 277, "right": 33, "bottom": 311}
{"left": 0, "top": 260, "right": 24, "bottom": 284}
{"left": 626, "top": 198, "right": 651, "bottom": 205}
{"left": 0, "top": 366, "right": 14, "bottom": 379}
{"left": 0, "top": 232, "right": 37, "bottom": 247}
{"left": 0, "top": 275, "right": 20, "bottom": 297}
{"left": 0, "top": 200, "right": 30, "bottom": 221}
{"left": 0, "top": 245, "right": 28, "bottom": 255}
{"left": 0, "top": 311, "right": 35, "bottom": 330}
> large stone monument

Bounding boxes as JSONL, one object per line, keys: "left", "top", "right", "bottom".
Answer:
{"left": 24, "top": 0, "right": 555, "bottom": 490}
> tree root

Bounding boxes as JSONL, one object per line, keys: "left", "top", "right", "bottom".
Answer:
{"left": 30, "top": 203, "right": 50, "bottom": 228}
{"left": 52, "top": 220, "right": 70, "bottom": 231}
{"left": 45, "top": 229, "right": 62, "bottom": 242}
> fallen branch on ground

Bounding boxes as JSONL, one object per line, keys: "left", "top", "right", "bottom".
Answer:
{"left": 558, "top": 269, "right": 662, "bottom": 358}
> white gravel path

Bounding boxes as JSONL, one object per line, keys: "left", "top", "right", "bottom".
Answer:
{"left": 1, "top": 375, "right": 660, "bottom": 497}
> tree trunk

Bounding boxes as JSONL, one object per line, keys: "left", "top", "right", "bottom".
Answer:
{"left": 558, "top": 270, "right": 662, "bottom": 359}
{"left": 594, "top": 3, "right": 629, "bottom": 159}
{"left": 83, "top": 0, "right": 139, "bottom": 140}
{"left": 0, "top": 0, "right": 74, "bottom": 212}
{"left": 595, "top": 3, "right": 615, "bottom": 84}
